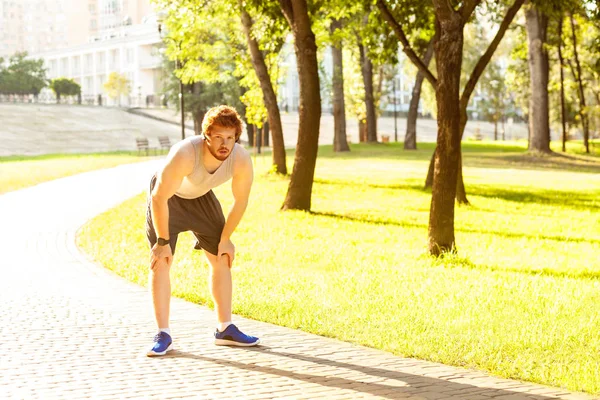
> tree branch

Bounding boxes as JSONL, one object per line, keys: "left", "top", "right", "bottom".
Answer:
{"left": 460, "top": 0, "right": 525, "bottom": 110}
{"left": 278, "top": 0, "right": 294, "bottom": 26}
{"left": 377, "top": 0, "right": 437, "bottom": 87}
{"left": 460, "top": 0, "right": 482, "bottom": 23}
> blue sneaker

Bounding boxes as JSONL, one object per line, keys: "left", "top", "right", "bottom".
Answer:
{"left": 146, "top": 331, "right": 173, "bottom": 356}
{"left": 214, "top": 324, "right": 260, "bottom": 346}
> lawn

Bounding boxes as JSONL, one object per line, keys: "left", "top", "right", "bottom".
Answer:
{"left": 0, "top": 151, "right": 148, "bottom": 194}
{"left": 77, "top": 140, "right": 600, "bottom": 395}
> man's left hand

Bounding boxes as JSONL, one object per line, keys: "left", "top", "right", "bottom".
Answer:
{"left": 218, "top": 239, "right": 235, "bottom": 268}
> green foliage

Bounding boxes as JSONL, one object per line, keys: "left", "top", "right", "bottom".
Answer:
{"left": 153, "top": 0, "right": 287, "bottom": 127}
{"left": 235, "top": 1, "right": 288, "bottom": 126}
{"left": 506, "top": 23, "right": 530, "bottom": 119}
{"left": 478, "top": 62, "right": 509, "bottom": 127}
{"left": 49, "top": 78, "right": 81, "bottom": 101}
{"left": 0, "top": 52, "right": 47, "bottom": 96}
{"left": 103, "top": 72, "right": 131, "bottom": 100}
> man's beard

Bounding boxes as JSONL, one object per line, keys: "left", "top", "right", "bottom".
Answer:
{"left": 206, "top": 142, "right": 231, "bottom": 161}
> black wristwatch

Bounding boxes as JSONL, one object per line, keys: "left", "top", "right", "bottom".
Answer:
{"left": 157, "top": 237, "right": 170, "bottom": 246}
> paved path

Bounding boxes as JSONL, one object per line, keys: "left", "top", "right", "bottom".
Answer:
{"left": 0, "top": 161, "right": 595, "bottom": 400}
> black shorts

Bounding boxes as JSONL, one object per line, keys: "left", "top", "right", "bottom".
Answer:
{"left": 146, "top": 175, "right": 225, "bottom": 256}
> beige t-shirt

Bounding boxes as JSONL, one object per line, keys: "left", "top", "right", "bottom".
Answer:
{"left": 174, "top": 136, "right": 239, "bottom": 199}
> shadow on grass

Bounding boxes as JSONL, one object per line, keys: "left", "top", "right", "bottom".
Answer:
{"left": 311, "top": 211, "right": 600, "bottom": 247}
{"left": 427, "top": 253, "right": 600, "bottom": 281}
{"left": 314, "top": 178, "right": 598, "bottom": 212}
{"left": 464, "top": 152, "right": 600, "bottom": 174}
{"left": 165, "top": 348, "right": 561, "bottom": 400}
{"left": 314, "top": 178, "right": 425, "bottom": 193}
{"left": 312, "top": 142, "right": 600, "bottom": 174}
{"left": 467, "top": 186, "right": 599, "bottom": 211}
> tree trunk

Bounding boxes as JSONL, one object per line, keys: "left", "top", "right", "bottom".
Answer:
{"left": 425, "top": 107, "right": 469, "bottom": 205}
{"left": 525, "top": 4, "right": 551, "bottom": 153}
{"left": 494, "top": 119, "right": 498, "bottom": 140}
{"left": 256, "top": 126, "right": 262, "bottom": 154}
{"left": 263, "top": 121, "right": 270, "bottom": 147}
{"left": 247, "top": 123, "right": 255, "bottom": 146}
{"left": 279, "top": 0, "right": 321, "bottom": 211}
{"left": 405, "top": 40, "right": 435, "bottom": 150}
{"left": 358, "top": 119, "right": 367, "bottom": 142}
{"left": 428, "top": 13, "right": 463, "bottom": 255}
{"left": 193, "top": 110, "right": 205, "bottom": 136}
{"left": 240, "top": 5, "right": 287, "bottom": 173}
{"left": 331, "top": 19, "right": 350, "bottom": 152}
{"left": 358, "top": 37, "right": 378, "bottom": 143}
{"left": 570, "top": 14, "right": 590, "bottom": 154}
{"left": 191, "top": 82, "right": 203, "bottom": 135}
{"left": 558, "top": 17, "right": 567, "bottom": 152}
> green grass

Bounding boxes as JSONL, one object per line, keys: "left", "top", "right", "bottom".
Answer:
{"left": 77, "top": 141, "right": 600, "bottom": 394}
{"left": 0, "top": 151, "right": 148, "bottom": 194}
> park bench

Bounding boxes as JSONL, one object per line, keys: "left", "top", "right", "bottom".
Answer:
{"left": 158, "top": 136, "right": 172, "bottom": 153}
{"left": 136, "top": 137, "right": 156, "bottom": 156}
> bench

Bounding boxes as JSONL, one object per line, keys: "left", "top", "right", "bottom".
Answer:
{"left": 135, "top": 137, "right": 156, "bottom": 156}
{"left": 158, "top": 136, "right": 172, "bottom": 152}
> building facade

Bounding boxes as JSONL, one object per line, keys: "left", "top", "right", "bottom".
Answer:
{"left": 35, "top": 21, "right": 162, "bottom": 106}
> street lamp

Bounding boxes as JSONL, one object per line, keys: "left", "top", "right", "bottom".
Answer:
{"left": 157, "top": 18, "right": 185, "bottom": 141}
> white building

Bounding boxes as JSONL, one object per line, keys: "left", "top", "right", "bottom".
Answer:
{"left": 32, "top": 20, "right": 163, "bottom": 106}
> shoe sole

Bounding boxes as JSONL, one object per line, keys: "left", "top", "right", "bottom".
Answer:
{"left": 214, "top": 338, "right": 261, "bottom": 347}
{"left": 146, "top": 343, "right": 173, "bottom": 357}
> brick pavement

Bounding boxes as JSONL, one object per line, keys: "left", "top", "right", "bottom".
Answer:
{"left": 0, "top": 161, "right": 595, "bottom": 400}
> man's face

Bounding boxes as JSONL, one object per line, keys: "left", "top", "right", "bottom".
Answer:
{"left": 205, "top": 126, "right": 236, "bottom": 161}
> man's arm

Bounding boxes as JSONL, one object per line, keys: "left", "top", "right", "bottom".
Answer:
{"left": 218, "top": 149, "right": 253, "bottom": 266}
{"left": 150, "top": 142, "right": 195, "bottom": 269}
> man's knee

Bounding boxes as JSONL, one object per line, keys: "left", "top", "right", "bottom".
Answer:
{"left": 150, "top": 260, "right": 171, "bottom": 275}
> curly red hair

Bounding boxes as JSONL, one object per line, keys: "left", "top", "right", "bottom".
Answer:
{"left": 202, "top": 105, "right": 243, "bottom": 143}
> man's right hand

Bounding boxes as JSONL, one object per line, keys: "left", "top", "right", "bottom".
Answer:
{"left": 151, "top": 242, "right": 173, "bottom": 270}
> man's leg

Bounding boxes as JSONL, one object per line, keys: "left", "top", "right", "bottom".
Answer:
{"left": 149, "top": 258, "right": 171, "bottom": 329}
{"left": 204, "top": 250, "right": 232, "bottom": 324}
{"left": 204, "top": 250, "right": 260, "bottom": 346}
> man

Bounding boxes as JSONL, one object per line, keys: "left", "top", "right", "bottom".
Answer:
{"left": 145, "top": 105, "right": 259, "bottom": 356}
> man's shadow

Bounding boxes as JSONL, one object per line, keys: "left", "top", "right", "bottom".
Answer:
{"left": 163, "top": 346, "right": 567, "bottom": 399}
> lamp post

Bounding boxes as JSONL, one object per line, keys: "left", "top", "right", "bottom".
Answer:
{"left": 158, "top": 21, "right": 185, "bottom": 141}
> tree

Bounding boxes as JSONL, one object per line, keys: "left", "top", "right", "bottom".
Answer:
{"left": 239, "top": 1, "right": 288, "bottom": 173}
{"left": 0, "top": 52, "right": 47, "bottom": 97}
{"left": 351, "top": 7, "right": 399, "bottom": 144}
{"left": 568, "top": 12, "right": 590, "bottom": 153}
{"left": 378, "top": 0, "right": 526, "bottom": 254}
{"left": 155, "top": 0, "right": 289, "bottom": 172}
{"left": 405, "top": 38, "right": 434, "bottom": 150}
{"left": 479, "top": 61, "right": 508, "bottom": 140}
{"left": 49, "top": 78, "right": 81, "bottom": 103}
{"left": 278, "top": 0, "right": 322, "bottom": 211}
{"left": 357, "top": 13, "right": 378, "bottom": 143}
{"left": 557, "top": 17, "right": 568, "bottom": 152}
{"left": 525, "top": 2, "right": 551, "bottom": 152}
{"left": 103, "top": 72, "right": 130, "bottom": 106}
{"left": 330, "top": 18, "right": 351, "bottom": 152}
